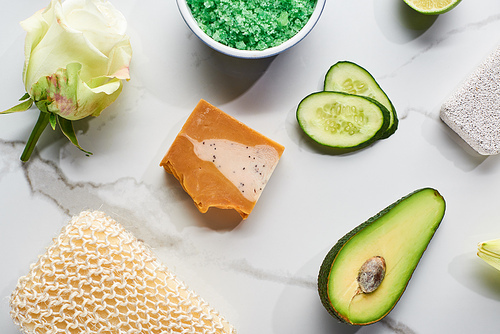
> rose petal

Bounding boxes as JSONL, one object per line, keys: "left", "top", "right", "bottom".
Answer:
{"left": 64, "top": 0, "right": 129, "bottom": 56}
{"left": 31, "top": 62, "right": 122, "bottom": 120}
{"left": 22, "top": 0, "right": 131, "bottom": 92}
{"left": 80, "top": 78, "right": 123, "bottom": 118}
{"left": 23, "top": 2, "right": 108, "bottom": 91}
{"left": 20, "top": 2, "right": 54, "bottom": 85}
{"left": 107, "top": 39, "right": 132, "bottom": 80}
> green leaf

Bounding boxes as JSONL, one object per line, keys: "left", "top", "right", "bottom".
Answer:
{"left": 19, "top": 92, "right": 31, "bottom": 101}
{"left": 56, "top": 116, "right": 93, "bottom": 156}
{"left": 35, "top": 100, "right": 49, "bottom": 113}
{"left": 49, "top": 113, "right": 57, "bottom": 130}
{"left": 0, "top": 98, "right": 33, "bottom": 114}
{"left": 20, "top": 111, "right": 50, "bottom": 162}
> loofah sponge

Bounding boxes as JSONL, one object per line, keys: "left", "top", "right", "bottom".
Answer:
{"left": 440, "top": 45, "right": 500, "bottom": 155}
{"left": 10, "top": 211, "right": 236, "bottom": 334}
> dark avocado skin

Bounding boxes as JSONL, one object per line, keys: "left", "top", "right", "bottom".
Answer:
{"left": 317, "top": 188, "right": 445, "bottom": 325}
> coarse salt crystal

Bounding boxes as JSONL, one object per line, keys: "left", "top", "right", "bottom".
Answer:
{"left": 186, "top": 0, "right": 316, "bottom": 50}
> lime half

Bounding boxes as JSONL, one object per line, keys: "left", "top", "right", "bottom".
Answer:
{"left": 403, "top": 0, "right": 462, "bottom": 15}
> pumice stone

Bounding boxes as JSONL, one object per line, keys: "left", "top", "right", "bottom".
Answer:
{"left": 440, "top": 45, "right": 500, "bottom": 155}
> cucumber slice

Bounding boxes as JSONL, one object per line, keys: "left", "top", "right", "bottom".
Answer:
{"left": 296, "top": 91, "right": 390, "bottom": 150}
{"left": 324, "top": 61, "right": 398, "bottom": 139}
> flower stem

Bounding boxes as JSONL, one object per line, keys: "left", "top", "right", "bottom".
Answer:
{"left": 21, "top": 111, "right": 50, "bottom": 162}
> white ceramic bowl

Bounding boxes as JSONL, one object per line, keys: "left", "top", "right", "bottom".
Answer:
{"left": 176, "top": 0, "right": 326, "bottom": 59}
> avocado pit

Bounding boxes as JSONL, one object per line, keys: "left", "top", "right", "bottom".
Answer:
{"left": 357, "top": 256, "right": 386, "bottom": 294}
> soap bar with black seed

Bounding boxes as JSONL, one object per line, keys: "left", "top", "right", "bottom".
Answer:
{"left": 160, "top": 99, "right": 284, "bottom": 219}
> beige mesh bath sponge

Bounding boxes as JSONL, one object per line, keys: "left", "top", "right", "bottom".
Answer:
{"left": 10, "top": 211, "right": 236, "bottom": 334}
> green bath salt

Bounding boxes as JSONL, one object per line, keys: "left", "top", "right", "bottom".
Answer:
{"left": 186, "top": 0, "right": 317, "bottom": 51}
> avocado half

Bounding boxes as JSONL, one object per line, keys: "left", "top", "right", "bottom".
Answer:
{"left": 317, "top": 188, "right": 446, "bottom": 325}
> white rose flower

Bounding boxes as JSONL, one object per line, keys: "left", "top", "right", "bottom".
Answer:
{"left": 1, "top": 0, "right": 132, "bottom": 161}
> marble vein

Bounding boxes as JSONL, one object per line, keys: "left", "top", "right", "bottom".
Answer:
{"left": 0, "top": 139, "right": 416, "bottom": 333}
{"left": 0, "top": 139, "right": 313, "bottom": 289}
{"left": 0, "top": 139, "right": 414, "bottom": 334}
{"left": 382, "top": 13, "right": 500, "bottom": 80}
{"left": 380, "top": 317, "right": 417, "bottom": 334}
{"left": 225, "top": 258, "right": 316, "bottom": 289}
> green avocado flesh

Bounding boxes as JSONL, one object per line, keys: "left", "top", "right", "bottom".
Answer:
{"left": 318, "top": 188, "right": 446, "bottom": 325}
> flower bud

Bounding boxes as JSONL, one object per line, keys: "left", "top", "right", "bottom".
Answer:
{"left": 477, "top": 238, "right": 500, "bottom": 271}
{"left": 1, "top": 0, "right": 132, "bottom": 161}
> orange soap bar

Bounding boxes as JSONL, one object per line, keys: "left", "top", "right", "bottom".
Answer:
{"left": 160, "top": 100, "right": 284, "bottom": 219}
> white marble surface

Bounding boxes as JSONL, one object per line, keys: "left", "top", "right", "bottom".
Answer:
{"left": 2, "top": 0, "right": 500, "bottom": 333}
